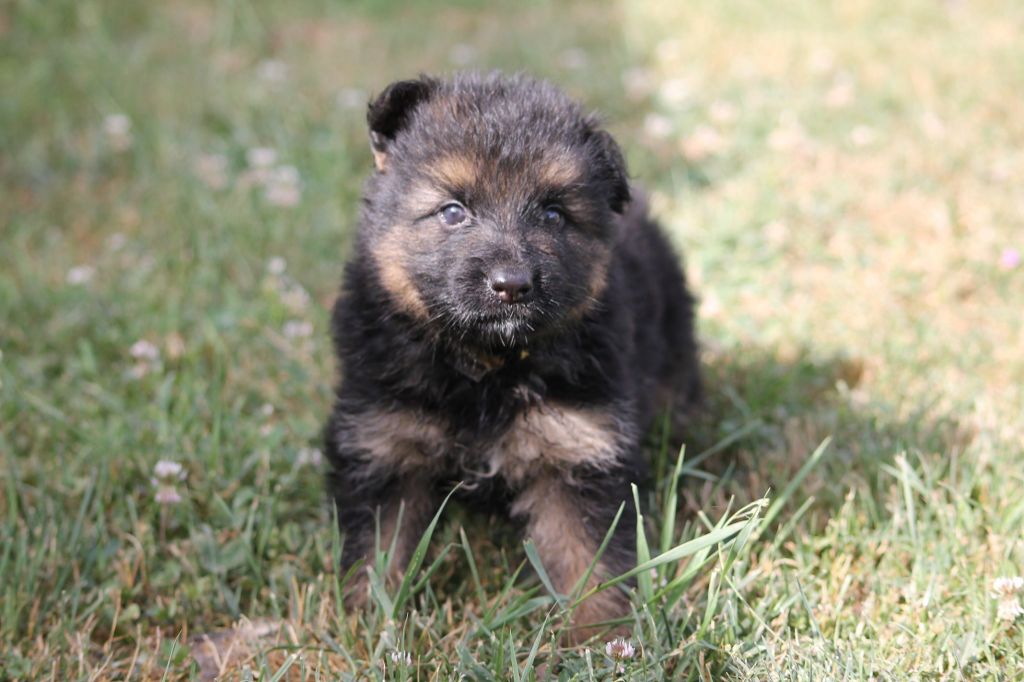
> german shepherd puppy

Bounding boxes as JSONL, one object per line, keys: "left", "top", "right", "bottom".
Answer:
{"left": 325, "top": 72, "right": 699, "bottom": 642}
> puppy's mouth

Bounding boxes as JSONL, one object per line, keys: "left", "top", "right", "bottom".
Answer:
{"left": 459, "top": 304, "right": 541, "bottom": 348}
{"left": 475, "top": 305, "right": 535, "bottom": 332}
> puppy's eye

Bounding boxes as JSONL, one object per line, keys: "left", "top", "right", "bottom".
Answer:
{"left": 439, "top": 203, "right": 469, "bottom": 226}
{"left": 541, "top": 207, "right": 565, "bottom": 227}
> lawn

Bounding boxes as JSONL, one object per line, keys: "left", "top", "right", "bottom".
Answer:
{"left": 2, "top": 0, "right": 1024, "bottom": 679}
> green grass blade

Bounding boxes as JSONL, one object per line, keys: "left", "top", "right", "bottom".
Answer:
{"left": 391, "top": 484, "right": 461, "bottom": 616}
{"left": 571, "top": 502, "right": 625, "bottom": 599}
{"left": 589, "top": 519, "right": 750, "bottom": 594}
{"left": 759, "top": 436, "right": 832, "bottom": 533}
{"left": 523, "top": 539, "right": 564, "bottom": 607}
{"left": 632, "top": 483, "right": 654, "bottom": 602}
{"left": 518, "top": 614, "right": 550, "bottom": 680}
{"left": 660, "top": 444, "right": 686, "bottom": 558}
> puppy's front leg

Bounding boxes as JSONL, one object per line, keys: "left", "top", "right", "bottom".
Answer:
{"left": 512, "top": 469, "right": 637, "bottom": 644}
{"left": 327, "top": 409, "right": 440, "bottom": 606}
{"left": 333, "top": 473, "right": 438, "bottom": 608}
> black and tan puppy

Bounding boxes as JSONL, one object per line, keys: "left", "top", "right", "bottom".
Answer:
{"left": 325, "top": 72, "right": 699, "bottom": 641}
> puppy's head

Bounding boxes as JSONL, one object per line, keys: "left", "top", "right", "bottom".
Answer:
{"left": 359, "top": 72, "right": 629, "bottom": 350}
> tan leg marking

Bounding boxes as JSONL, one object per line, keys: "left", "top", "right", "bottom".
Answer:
{"left": 375, "top": 480, "right": 437, "bottom": 582}
{"left": 512, "top": 476, "right": 630, "bottom": 644}
{"left": 340, "top": 407, "right": 445, "bottom": 611}
{"left": 342, "top": 480, "right": 436, "bottom": 609}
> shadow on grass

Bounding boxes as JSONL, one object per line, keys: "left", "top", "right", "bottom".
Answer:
{"left": 415, "top": 344, "right": 970, "bottom": 609}
{"left": 680, "top": 345, "right": 969, "bottom": 531}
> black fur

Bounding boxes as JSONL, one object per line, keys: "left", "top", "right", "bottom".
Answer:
{"left": 324, "top": 72, "right": 699, "bottom": 634}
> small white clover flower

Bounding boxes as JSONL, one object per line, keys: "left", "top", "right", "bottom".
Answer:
{"left": 280, "top": 281, "right": 311, "bottom": 312}
{"left": 267, "top": 256, "right": 287, "bottom": 276}
{"left": 642, "top": 113, "right": 673, "bottom": 140}
{"left": 130, "top": 340, "right": 161, "bottom": 362}
{"left": 762, "top": 220, "right": 790, "bottom": 247}
{"left": 825, "top": 78, "right": 855, "bottom": 109}
{"left": 66, "top": 265, "right": 96, "bottom": 285}
{"left": 605, "top": 637, "right": 635, "bottom": 660}
{"left": 708, "top": 100, "right": 738, "bottom": 125}
{"left": 154, "top": 486, "right": 183, "bottom": 505}
{"left": 256, "top": 58, "right": 289, "bottom": 83}
{"left": 991, "top": 576, "right": 1024, "bottom": 598}
{"left": 260, "top": 403, "right": 275, "bottom": 418}
{"left": 103, "top": 114, "right": 133, "bottom": 151}
{"left": 997, "top": 599, "right": 1024, "bottom": 622}
{"left": 153, "top": 459, "right": 185, "bottom": 480}
{"left": 264, "top": 165, "right": 301, "bottom": 207}
{"left": 621, "top": 67, "right": 656, "bottom": 102}
{"left": 657, "top": 78, "right": 691, "bottom": 108}
{"left": 807, "top": 47, "right": 836, "bottom": 75}
{"left": 920, "top": 111, "right": 945, "bottom": 139}
{"left": 104, "top": 113, "right": 131, "bottom": 136}
{"left": 659, "top": 77, "right": 692, "bottom": 108}
{"left": 193, "top": 153, "right": 230, "bottom": 190}
{"left": 282, "top": 320, "right": 313, "bottom": 339}
{"left": 106, "top": 233, "right": 127, "bottom": 251}
{"left": 152, "top": 461, "right": 186, "bottom": 506}
{"left": 991, "top": 576, "right": 1024, "bottom": 622}
{"left": 680, "top": 124, "right": 725, "bottom": 162}
{"left": 768, "top": 123, "right": 808, "bottom": 151}
{"left": 246, "top": 147, "right": 278, "bottom": 169}
{"left": 849, "top": 125, "right": 876, "bottom": 148}
{"left": 296, "top": 447, "right": 323, "bottom": 468}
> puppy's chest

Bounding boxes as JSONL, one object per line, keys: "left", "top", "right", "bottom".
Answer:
{"left": 353, "top": 396, "right": 623, "bottom": 486}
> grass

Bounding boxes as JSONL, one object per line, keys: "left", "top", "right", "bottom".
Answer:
{"left": 2, "top": 0, "right": 1024, "bottom": 678}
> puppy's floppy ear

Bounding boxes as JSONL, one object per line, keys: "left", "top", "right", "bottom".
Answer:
{"left": 585, "top": 127, "right": 631, "bottom": 214}
{"left": 367, "top": 76, "right": 438, "bottom": 171}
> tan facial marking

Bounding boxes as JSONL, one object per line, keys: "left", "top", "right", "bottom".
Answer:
{"left": 512, "top": 476, "right": 630, "bottom": 643}
{"left": 537, "top": 155, "right": 583, "bottom": 186}
{"left": 372, "top": 148, "right": 388, "bottom": 172}
{"left": 430, "top": 154, "right": 479, "bottom": 187}
{"left": 566, "top": 248, "right": 612, "bottom": 320}
{"left": 489, "top": 403, "right": 625, "bottom": 485}
{"left": 372, "top": 229, "right": 430, "bottom": 319}
{"left": 587, "top": 250, "right": 612, "bottom": 300}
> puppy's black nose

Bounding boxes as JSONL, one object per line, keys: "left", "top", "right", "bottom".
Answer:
{"left": 489, "top": 268, "right": 534, "bottom": 304}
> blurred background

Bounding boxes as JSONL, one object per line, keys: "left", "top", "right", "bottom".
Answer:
{"left": 2, "top": 0, "right": 1023, "bottom": 678}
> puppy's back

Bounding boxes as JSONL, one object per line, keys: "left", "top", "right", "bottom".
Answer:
{"left": 610, "top": 193, "right": 701, "bottom": 429}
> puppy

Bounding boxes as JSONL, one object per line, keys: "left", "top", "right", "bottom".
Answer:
{"left": 324, "top": 72, "right": 699, "bottom": 642}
